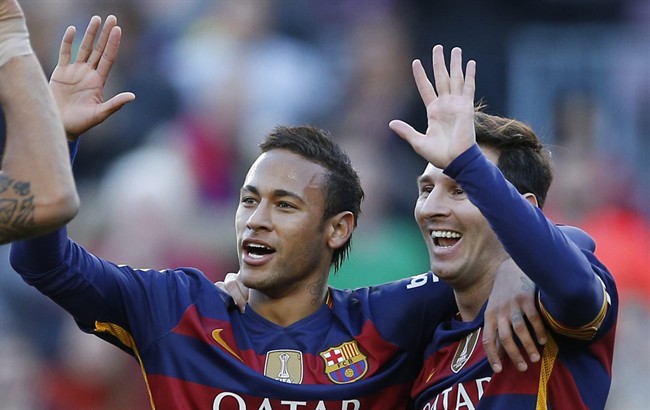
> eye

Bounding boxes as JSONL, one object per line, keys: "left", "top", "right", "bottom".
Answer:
{"left": 278, "top": 201, "right": 296, "bottom": 209}
{"left": 418, "top": 185, "right": 433, "bottom": 197}
{"left": 451, "top": 187, "right": 465, "bottom": 196}
{"left": 240, "top": 196, "right": 257, "bottom": 206}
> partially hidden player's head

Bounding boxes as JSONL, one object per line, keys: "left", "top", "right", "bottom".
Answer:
{"left": 474, "top": 110, "right": 553, "bottom": 209}
{"left": 237, "top": 125, "right": 363, "bottom": 294}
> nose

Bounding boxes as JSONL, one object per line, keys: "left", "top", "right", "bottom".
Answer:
{"left": 417, "top": 189, "right": 451, "bottom": 220}
{"left": 246, "top": 201, "right": 273, "bottom": 231}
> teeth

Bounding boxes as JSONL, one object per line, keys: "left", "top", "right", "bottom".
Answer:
{"left": 245, "top": 242, "right": 272, "bottom": 258}
{"left": 248, "top": 243, "right": 269, "bottom": 250}
{"left": 431, "top": 230, "right": 461, "bottom": 239}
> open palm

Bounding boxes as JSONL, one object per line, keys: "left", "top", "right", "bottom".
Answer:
{"left": 390, "top": 45, "right": 476, "bottom": 169}
{"left": 50, "top": 15, "right": 134, "bottom": 140}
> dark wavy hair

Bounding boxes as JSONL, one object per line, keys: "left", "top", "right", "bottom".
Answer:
{"left": 259, "top": 125, "right": 364, "bottom": 272}
{"left": 474, "top": 110, "right": 553, "bottom": 208}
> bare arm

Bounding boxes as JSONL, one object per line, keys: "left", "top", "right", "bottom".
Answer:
{"left": 0, "top": 0, "right": 79, "bottom": 243}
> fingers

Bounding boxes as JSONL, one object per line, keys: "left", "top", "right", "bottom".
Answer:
{"left": 497, "top": 313, "right": 529, "bottom": 372}
{"left": 522, "top": 301, "right": 547, "bottom": 346}
{"left": 429, "top": 44, "right": 476, "bottom": 99}
{"left": 223, "top": 272, "right": 248, "bottom": 313}
{"left": 412, "top": 59, "right": 436, "bottom": 106}
{"left": 96, "top": 25, "right": 121, "bottom": 80}
{"left": 449, "top": 47, "right": 464, "bottom": 95}
{"left": 88, "top": 15, "right": 117, "bottom": 69}
{"left": 482, "top": 308, "right": 504, "bottom": 373}
{"left": 407, "top": 45, "right": 474, "bottom": 106}
{"left": 75, "top": 15, "right": 101, "bottom": 63}
{"left": 431, "top": 44, "right": 450, "bottom": 95}
{"left": 75, "top": 15, "right": 120, "bottom": 70}
{"left": 511, "top": 311, "right": 541, "bottom": 367}
{"left": 509, "top": 311, "right": 538, "bottom": 370}
{"left": 515, "top": 274, "right": 546, "bottom": 358}
{"left": 463, "top": 60, "right": 476, "bottom": 98}
{"left": 235, "top": 273, "right": 250, "bottom": 305}
{"left": 57, "top": 26, "right": 76, "bottom": 67}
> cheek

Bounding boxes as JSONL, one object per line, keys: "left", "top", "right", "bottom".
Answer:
{"left": 473, "top": 218, "right": 499, "bottom": 246}
{"left": 413, "top": 201, "right": 425, "bottom": 223}
{"left": 234, "top": 217, "right": 243, "bottom": 234}
{"left": 235, "top": 207, "right": 248, "bottom": 228}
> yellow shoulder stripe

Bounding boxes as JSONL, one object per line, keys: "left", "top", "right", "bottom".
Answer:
{"left": 95, "top": 321, "right": 156, "bottom": 410}
{"left": 537, "top": 279, "right": 609, "bottom": 341}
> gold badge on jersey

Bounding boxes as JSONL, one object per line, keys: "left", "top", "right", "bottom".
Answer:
{"left": 451, "top": 328, "right": 481, "bottom": 373}
{"left": 264, "top": 350, "right": 304, "bottom": 384}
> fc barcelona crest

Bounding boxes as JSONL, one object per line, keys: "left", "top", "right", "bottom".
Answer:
{"left": 319, "top": 340, "right": 368, "bottom": 384}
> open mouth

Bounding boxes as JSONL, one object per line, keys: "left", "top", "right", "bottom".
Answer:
{"left": 243, "top": 241, "right": 275, "bottom": 259}
{"left": 431, "top": 230, "right": 462, "bottom": 248}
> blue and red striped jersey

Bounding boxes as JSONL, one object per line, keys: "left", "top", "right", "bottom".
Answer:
{"left": 10, "top": 228, "right": 457, "bottom": 409}
{"left": 411, "top": 146, "right": 618, "bottom": 409}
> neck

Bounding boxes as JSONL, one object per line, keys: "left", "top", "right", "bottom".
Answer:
{"left": 453, "top": 275, "right": 494, "bottom": 322}
{"left": 249, "top": 279, "right": 329, "bottom": 327}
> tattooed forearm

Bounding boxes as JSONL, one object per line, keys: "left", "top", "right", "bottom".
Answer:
{"left": 0, "top": 175, "right": 36, "bottom": 243}
{"left": 0, "top": 174, "right": 13, "bottom": 193}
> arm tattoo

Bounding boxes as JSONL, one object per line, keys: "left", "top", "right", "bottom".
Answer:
{"left": 0, "top": 175, "right": 36, "bottom": 243}
{"left": 0, "top": 175, "right": 13, "bottom": 193}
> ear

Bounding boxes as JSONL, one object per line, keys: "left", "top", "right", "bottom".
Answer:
{"left": 326, "top": 211, "right": 355, "bottom": 250}
{"left": 523, "top": 192, "right": 539, "bottom": 207}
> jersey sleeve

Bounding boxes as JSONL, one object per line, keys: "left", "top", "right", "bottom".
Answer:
{"left": 444, "top": 145, "right": 617, "bottom": 340}
{"left": 9, "top": 227, "right": 223, "bottom": 353}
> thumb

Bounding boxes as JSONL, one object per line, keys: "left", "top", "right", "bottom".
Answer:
{"left": 99, "top": 91, "right": 135, "bottom": 118}
{"left": 389, "top": 119, "right": 420, "bottom": 144}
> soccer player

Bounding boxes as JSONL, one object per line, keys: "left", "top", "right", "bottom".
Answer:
{"left": 8, "top": 15, "right": 559, "bottom": 409}
{"left": 9, "top": 125, "right": 458, "bottom": 407}
{"left": 0, "top": 0, "right": 79, "bottom": 242}
{"left": 389, "top": 45, "right": 618, "bottom": 409}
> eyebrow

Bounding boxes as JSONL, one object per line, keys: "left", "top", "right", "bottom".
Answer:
{"left": 416, "top": 175, "right": 431, "bottom": 186}
{"left": 241, "top": 185, "right": 306, "bottom": 204}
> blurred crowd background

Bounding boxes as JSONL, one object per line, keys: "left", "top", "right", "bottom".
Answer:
{"left": 0, "top": 0, "right": 648, "bottom": 408}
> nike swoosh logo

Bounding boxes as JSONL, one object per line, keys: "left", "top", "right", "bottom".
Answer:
{"left": 426, "top": 368, "right": 436, "bottom": 383}
{"left": 212, "top": 329, "right": 243, "bottom": 362}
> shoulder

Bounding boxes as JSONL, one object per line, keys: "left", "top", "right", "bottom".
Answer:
{"left": 331, "top": 271, "right": 450, "bottom": 301}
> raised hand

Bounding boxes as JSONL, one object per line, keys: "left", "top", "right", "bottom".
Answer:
{"left": 389, "top": 45, "right": 476, "bottom": 169}
{"left": 50, "top": 15, "right": 135, "bottom": 140}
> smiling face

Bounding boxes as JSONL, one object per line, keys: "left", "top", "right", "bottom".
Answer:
{"left": 235, "top": 149, "right": 336, "bottom": 298}
{"left": 414, "top": 149, "right": 508, "bottom": 291}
